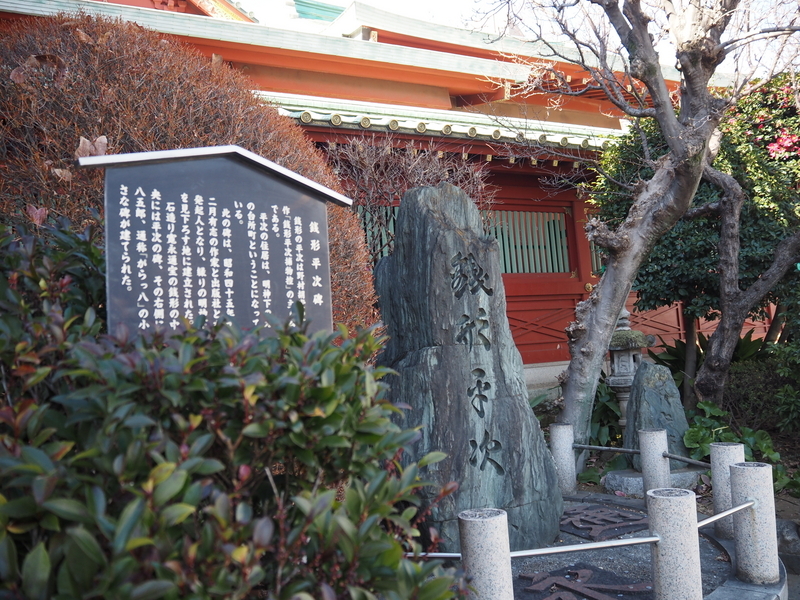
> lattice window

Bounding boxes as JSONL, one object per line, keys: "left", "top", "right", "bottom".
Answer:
{"left": 356, "top": 206, "right": 572, "bottom": 274}
{"left": 485, "top": 210, "right": 570, "bottom": 274}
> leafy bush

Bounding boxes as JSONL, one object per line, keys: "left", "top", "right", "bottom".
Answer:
{"left": 683, "top": 400, "right": 800, "bottom": 497}
{"left": 0, "top": 12, "right": 377, "bottom": 332}
{"left": 649, "top": 330, "right": 766, "bottom": 396}
{"left": 683, "top": 401, "right": 780, "bottom": 463}
{"left": 720, "top": 355, "right": 794, "bottom": 432}
{"left": 775, "top": 384, "right": 800, "bottom": 433}
{"left": 589, "top": 375, "right": 621, "bottom": 447}
{"left": 0, "top": 224, "right": 465, "bottom": 600}
{"left": 574, "top": 374, "right": 626, "bottom": 485}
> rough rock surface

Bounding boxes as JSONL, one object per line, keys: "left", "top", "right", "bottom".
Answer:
{"left": 375, "top": 183, "right": 563, "bottom": 552}
{"left": 623, "top": 362, "right": 691, "bottom": 471}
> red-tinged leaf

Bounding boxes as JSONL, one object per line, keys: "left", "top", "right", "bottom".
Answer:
{"left": 0, "top": 408, "right": 15, "bottom": 428}
{"left": 52, "top": 168, "right": 72, "bottom": 182}
{"left": 24, "top": 366, "right": 52, "bottom": 390}
{"left": 92, "top": 135, "right": 108, "bottom": 156}
{"left": 15, "top": 403, "right": 37, "bottom": 432}
{"left": 12, "top": 365, "right": 36, "bottom": 378}
{"left": 440, "top": 481, "right": 459, "bottom": 497}
{"left": 74, "top": 137, "right": 94, "bottom": 159}
{"left": 48, "top": 441, "right": 75, "bottom": 461}
{"left": 32, "top": 475, "right": 57, "bottom": 505}
{"left": 10, "top": 65, "right": 27, "bottom": 84}
{"left": 428, "top": 526, "right": 441, "bottom": 544}
{"left": 74, "top": 28, "right": 94, "bottom": 44}
{"left": 615, "top": 491, "right": 627, "bottom": 497}
{"left": 25, "top": 205, "right": 48, "bottom": 226}
{"left": 17, "top": 352, "right": 42, "bottom": 365}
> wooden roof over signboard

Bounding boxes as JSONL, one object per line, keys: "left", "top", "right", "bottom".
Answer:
{"left": 78, "top": 145, "right": 353, "bottom": 206}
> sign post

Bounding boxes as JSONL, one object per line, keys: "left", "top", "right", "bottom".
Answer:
{"left": 79, "top": 145, "right": 351, "bottom": 336}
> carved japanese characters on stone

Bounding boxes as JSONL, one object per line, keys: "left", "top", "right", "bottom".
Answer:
{"left": 469, "top": 430, "right": 505, "bottom": 475}
{"left": 451, "top": 251, "right": 493, "bottom": 298}
{"left": 455, "top": 308, "right": 491, "bottom": 351}
{"left": 468, "top": 368, "right": 491, "bottom": 418}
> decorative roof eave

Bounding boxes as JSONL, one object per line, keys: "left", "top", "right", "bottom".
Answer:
{"left": 0, "top": 0, "right": 530, "bottom": 83}
{"left": 260, "top": 92, "right": 622, "bottom": 151}
{"left": 191, "top": 0, "right": 255, "bottom": 22}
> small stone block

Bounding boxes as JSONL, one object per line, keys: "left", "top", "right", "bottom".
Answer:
{"left": 603, "top": 468, "right": 704, "bottom": 498}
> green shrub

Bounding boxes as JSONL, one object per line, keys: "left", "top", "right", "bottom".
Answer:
{"left": 683, "top": 401, "right": 780, "bottom": 463}
{"left": 721, "top": 356, "right": 794, "bottom": 432}
{"left": 0, "top": 224, "right": 466, "bottom": 600}
{"left": 590, "top": 374, "right": 621, "bottom": 448}
{"left": 683, "top": 399, "right": 800, "bottom": 497}
{"left": 649, "top": 329, "right": 766, "bottom": 395}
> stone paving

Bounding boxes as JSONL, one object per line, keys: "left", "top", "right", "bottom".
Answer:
{"left": 504, "top": 492, "right": 788, "bottom": 600}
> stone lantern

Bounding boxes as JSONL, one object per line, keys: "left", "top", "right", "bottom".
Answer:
{"left": 606, "top": 308, "right": 651, "bottom": 430}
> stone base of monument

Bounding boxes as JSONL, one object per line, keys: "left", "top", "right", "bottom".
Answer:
{"left": 603, "top": 467, "right": 706, "bottom": 498}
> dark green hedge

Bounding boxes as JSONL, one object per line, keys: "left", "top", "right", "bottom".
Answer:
{"left": 0, "top": 224, "right": 465, "bottom": 600}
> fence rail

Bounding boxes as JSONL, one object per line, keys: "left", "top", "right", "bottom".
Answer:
{"left": 408, "top": 431, "right": 781, "bottom": 600}
{"left": 571, "top": 443, "right": 711, "bottom": 468}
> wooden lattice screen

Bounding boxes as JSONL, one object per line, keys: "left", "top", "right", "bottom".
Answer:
{"left": 357, "top": 206, "right": 572, "bottom": 274}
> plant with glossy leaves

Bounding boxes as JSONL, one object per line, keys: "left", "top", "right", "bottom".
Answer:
{"left": 0, "top": 223, "right": 466, "bottom": 600}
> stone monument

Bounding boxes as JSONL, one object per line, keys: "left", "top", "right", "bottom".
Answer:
{"left": 623, "top": 361, "right": 691, "bottom": 470}
{"left": 375, "top": 183, "right": 563, "bottom": 552}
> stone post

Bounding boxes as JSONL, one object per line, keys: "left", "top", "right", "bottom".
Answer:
{"left": 458, "top": 508, "right": 514, "bottom": 600}
{"left": 648, "top": 488, "right": 703, "bottom": 600}
{"left": 730, "top": 462, "right": 780, "bottom": 584}
{"left": 639, "top": 429, "right": 670, "bottom": 502}
{"left": 710, "top": 442, "right": 745, "bottom": 539}
{"left": 550, "top": 423, "right": 576, "bottom": 495}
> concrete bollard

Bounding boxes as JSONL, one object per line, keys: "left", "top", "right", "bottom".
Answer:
{"left": 710, "top": 442, "right": 745, "bottom": 539}
{"left": 458, "top": 508, "right": 514, "bottom": 600}
{"left": 639, "top": 429, "right": 670, "bottom": 502}
{"left": 549, "top": 423, "right": 576, "bottom": 495}
{"left": 648, "top": 488, "right": 703, "bottom": 600}
{"left": 730, "top": 462, "right": 780, "bottom": 584}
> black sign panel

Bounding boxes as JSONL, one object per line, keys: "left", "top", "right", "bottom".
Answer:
{"left": 102, "top": 154, "right": 335, "bottom": 336}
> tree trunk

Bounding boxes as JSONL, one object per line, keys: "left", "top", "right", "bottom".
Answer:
{"left": 560, "top": 154, "right": 707, "bottom": 469}
{"left": 682, "top": 313, "right": 698, "bottom": 410}
{"left": 694, "top": 308, "right": 747, "bottom": 406}
{"left": 764, "top": 304, "right": 786, "bottom": 345}
{"left": 694, "top": 168, "right": 800, "bottom": 405}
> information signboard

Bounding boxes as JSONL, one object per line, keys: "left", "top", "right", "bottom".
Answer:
{"left": 79, "top": 146, "right": 352, "bottom": 336}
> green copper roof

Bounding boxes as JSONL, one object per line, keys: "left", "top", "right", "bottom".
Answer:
{"left": 296, "top": 0, "right": 344, "bottom": 21}
{"left": 261, "top": 91, "right": 621, "bottom": 150}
